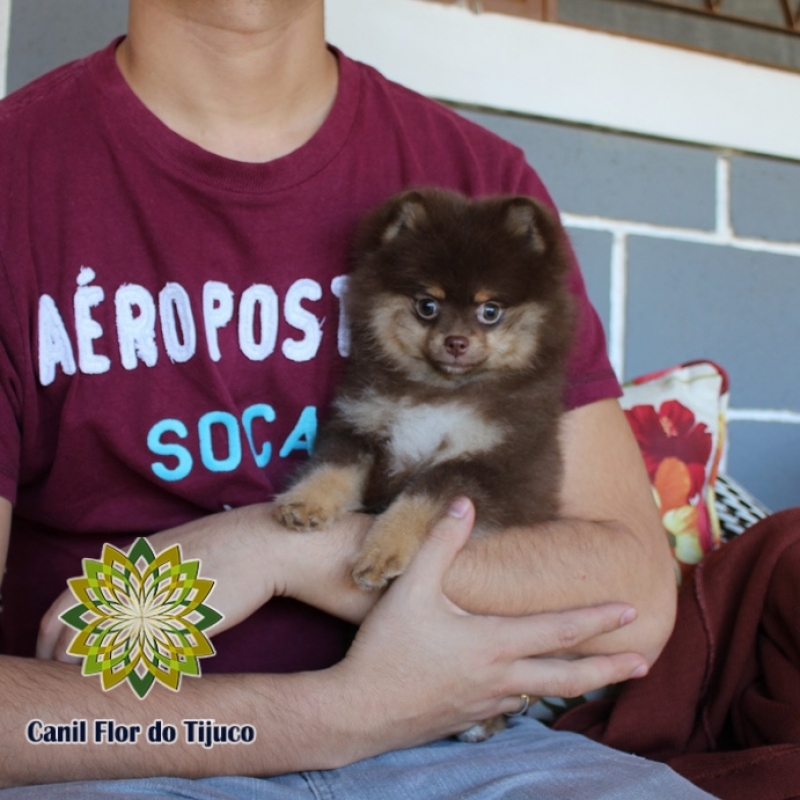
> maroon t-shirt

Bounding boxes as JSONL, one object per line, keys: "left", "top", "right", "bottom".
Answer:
{"left": 0, "top": 40, "right": 620, "bottom": 670}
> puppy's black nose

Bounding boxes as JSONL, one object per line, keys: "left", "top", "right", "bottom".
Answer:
{"left": 444, "top": 336, "right": 470, "bottom": 357}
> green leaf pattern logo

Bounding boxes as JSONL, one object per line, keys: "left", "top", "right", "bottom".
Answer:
{"left": 60, "top": 538, "right": 223, "bottom": 699}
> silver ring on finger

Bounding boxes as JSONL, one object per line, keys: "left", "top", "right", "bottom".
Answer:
{"left": 505, "top": 693, "right": 531, "bottom": 717}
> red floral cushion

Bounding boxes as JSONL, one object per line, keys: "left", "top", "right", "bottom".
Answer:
{"left": 620, "top": 361, "right": 729, "bottom": 581}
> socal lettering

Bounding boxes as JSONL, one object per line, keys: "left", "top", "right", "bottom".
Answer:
{"left": 147, "top": 404, "right": 317, "bottom": 482}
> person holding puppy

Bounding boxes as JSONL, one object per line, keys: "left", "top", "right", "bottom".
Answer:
{"left": 0, "top": 1, "right": 711, "bottom": 797}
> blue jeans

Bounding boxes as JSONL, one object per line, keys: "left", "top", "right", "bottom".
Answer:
{"left": 1, "top": 717, "right": 715, "bottom": 799}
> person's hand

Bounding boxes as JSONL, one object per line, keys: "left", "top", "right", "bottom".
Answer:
{"left": 325, "top": 498, "right": 649, "bottom": 755}
{"left": 34, "top": 503, "right": 291, "bottom": 661}
{"left": 36, "top": 501, "right": 380, "bottom": 662}
{"left": 34, "top": 504, "right": 276, "bottom": 662}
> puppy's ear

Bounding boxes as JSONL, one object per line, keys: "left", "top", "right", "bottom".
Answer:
{"left": 382, "top": 192, "right": 428, "bottom": 243}
{"left": 503, "top": 198, "right": 548, "bottom": 256}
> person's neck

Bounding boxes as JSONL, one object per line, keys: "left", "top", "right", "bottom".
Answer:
{"left": 117, "top": 1, "right": 337, "bottom": 163}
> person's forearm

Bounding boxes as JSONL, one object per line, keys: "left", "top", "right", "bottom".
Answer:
{"left": 444, "top": 517, "right": 677, "bottom": 665}
{"left": 251, "top": 493, "right": 674, "bottom": 666}
{"left": 36, "top": 503, "right": 379, "bottom": 663}
{"left": 273, "top": 508, "right": 675, "bottom": 666}
{"left": 0, "top": 655, "right": 359, "bottom": 787}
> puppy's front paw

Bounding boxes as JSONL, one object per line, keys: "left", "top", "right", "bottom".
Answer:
{"left": 273, "top": 463, "right": 369, "bottom": 532}
{"left": 351, "top": 540, "right": 414, "bottom": 590}
{"left": 273, "top": 495, "right": 336, "bottom": 531}
{"left": 351, "top": 495, "right": 444, "bottom": 589}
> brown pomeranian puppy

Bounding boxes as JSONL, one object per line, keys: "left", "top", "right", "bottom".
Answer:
{"left": 274, "top": 187, "right": 575, "bottom": 739}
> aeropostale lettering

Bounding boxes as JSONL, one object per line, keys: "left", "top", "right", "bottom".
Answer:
{"left": 37, "top": 270, "right": 349, "bottom": 386}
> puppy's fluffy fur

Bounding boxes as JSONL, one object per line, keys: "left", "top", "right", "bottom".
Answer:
{"left": 274, "top": 187, "right": 575, "bottom": 739}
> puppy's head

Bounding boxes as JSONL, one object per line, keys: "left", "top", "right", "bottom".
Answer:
{"left": 346, "top": 188, "right": 574, "bottom": 385}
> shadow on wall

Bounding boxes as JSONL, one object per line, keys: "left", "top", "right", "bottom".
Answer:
{"left": 6, "top": 0, "right": 128, "bottom": 95}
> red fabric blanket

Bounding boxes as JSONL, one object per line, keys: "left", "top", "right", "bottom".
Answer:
{"left": 554, "top": 508, "right": 800, "bottom": 800}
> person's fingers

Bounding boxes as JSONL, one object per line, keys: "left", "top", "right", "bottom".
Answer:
{"left": 37, "top": 589, "right": 83, "bottom": 664}
{"left": 486, "top": 602, "right": 640, "bottom": 661}
{"left": 503, "top": 651, "right": 648, "bottom": 707}
{"left": 52, "top": 631, "right": 82, "bottom": 665}
{"left": 398, "top": 497, "right": 476, "bottom": 590}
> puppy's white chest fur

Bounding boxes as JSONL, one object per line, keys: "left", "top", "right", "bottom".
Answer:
{"left": 336, "top": 392, "right": 505, "bottom": 475}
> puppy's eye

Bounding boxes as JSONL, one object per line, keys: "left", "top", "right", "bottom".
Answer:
{"left": 415, "top": 297, "right": 440, "bottom": 321}
{"left": 477, "top": 302, "right": 504, "bottom": 325}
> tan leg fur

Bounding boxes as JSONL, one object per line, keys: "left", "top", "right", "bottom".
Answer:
{"left": 273, "top": 462, "right": 370, "bottom": 531}
{"left": 352, "top": 493, "right": 447, "bottom": 589}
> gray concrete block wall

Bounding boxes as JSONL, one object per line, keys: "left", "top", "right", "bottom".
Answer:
{"left": 460, "top": 109, "right": 719, "bottom": 230}
{"left": 727, "top": 422, "right": 800, "bottom": 513}
{"left": 460, "top": 107, "right": 800, "bottom": 512}
{"left": 730, "top": 155, "right": 800, "bottom": 244}
{"left": 6, "top": 0, "right": 127, "bottom": 95}
{"left": 624, "top": 238, "right": 800, "bottom": 410}
{"left": 567, "top": 228, "right": 613, "bottom": 339}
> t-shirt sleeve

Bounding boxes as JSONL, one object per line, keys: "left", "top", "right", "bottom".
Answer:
{"left": 508, "top": 157, "right": 622, "bottom": 410}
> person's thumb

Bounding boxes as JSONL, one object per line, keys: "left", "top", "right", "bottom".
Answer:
{"left": 402, "top": 497, "right": 475, "bottom": 588}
